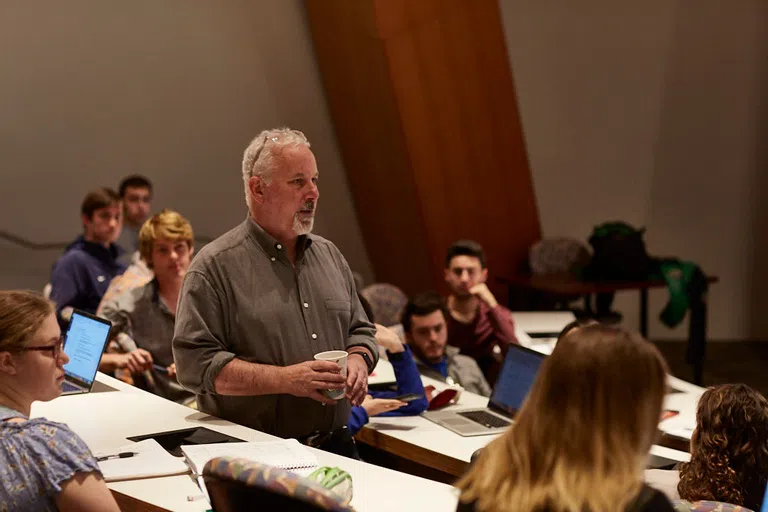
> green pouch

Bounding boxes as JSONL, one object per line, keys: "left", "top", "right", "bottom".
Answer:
{"left": 307, "top": 466, "right": 353, "bottom": 505}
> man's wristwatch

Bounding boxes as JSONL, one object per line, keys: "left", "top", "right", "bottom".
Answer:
{"left": 349, "top": 351, "right": 374, "bottom": 374}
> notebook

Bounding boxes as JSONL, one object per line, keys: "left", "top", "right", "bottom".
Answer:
{"left": 181, "top": 438, "right": 319, "bottom": 475}
{"left": 95, "top": 439, "right": 189, "bottom": 482}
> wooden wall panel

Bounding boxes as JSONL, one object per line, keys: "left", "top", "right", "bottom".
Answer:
{"left": 306, "top": 0, "right": 540, "bottom": 298}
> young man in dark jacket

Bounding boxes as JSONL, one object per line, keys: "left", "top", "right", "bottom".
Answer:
{"left": 49, "top": 188, "right": 126, "bottom": 328}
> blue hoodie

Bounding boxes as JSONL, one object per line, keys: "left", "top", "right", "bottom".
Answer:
{"left": 348, "top": 345, "right": 429, "bottom": 435}
{"left": 49, "top": 236, "right": 127, "bottom": 328}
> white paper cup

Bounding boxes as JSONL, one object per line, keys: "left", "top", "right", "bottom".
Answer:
{"left": 313, "top": 350, "right": 348, "bottom": 400}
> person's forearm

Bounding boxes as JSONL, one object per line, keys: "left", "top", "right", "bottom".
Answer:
{"left": 213, "top": 358, "right": 286, "bottom": 396}
{"left": 487, "top": 306, "right": 518, "bottom": 345}
{"left": 98, "top": 353, "right": 122, "bottom": 373}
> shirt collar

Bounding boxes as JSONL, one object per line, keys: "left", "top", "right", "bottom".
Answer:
{"left": 148, "top": 278, "right": 173, "bottom": 317}
{"left": 244, "top": 216, "right": 313, "bottom": 262}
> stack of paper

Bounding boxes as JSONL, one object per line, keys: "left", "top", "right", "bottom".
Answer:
{"left": 96, "top": 439, "right": 189, "bottom": 482}
{"left": 181, "top": 438, "right": 319, "bottom": 475}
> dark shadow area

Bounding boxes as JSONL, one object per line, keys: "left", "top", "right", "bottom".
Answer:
{"left": 746, "top": 3, "right": 768, "bottom": 338}
{"left": 655, "top": 340, "right": 768, "bottom": 396}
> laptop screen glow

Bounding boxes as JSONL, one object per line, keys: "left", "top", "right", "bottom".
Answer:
{"left": 63, "top": 312, "right": 110, "bottom": 384}
{"left": 489, "top": 345, "right": 545, "bottom": 416}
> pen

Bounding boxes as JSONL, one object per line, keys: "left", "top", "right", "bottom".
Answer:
{"left": 152, "top": 364, "right": 170, "bottom": 374}
{"left": 96, "top": 451, "right": 138, "bottom": 462}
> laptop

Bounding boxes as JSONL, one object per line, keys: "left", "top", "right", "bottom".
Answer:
{"left": 422, "top": 343, "right": 546, "bottom": 436}
{"left": 61, "top": 310, "right": 112, "bottom": 396}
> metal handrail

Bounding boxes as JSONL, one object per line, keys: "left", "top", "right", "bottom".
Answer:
{"left": 0, "top": 229, "right": 213, "bottom": 251}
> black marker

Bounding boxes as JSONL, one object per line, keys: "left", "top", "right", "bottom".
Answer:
{"left": 96, "top": 451, "right": 138, "bottom": 462}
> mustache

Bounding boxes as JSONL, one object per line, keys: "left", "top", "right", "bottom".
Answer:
{"left": 299, "top": 201, "right": 316, "bottom": 212}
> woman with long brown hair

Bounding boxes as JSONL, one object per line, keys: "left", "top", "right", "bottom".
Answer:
{"left": 456, "top": 324, "right": 673, "bottom": 512}
{"left": 675, "top": 384, "right": 768, "bottom": 509}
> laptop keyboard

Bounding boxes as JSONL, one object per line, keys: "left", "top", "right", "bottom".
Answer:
{"left": 62, "top": 381, "right": 80, "bottom": 393}
{"left": 457, "top": 410, "right": 511, "bottom": 429}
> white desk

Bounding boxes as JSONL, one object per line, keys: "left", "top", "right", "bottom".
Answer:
{"left": 358, "top": 372, "right": 702, "bottom": 478}
{"left": 32, "top": 374, "right": 458, "bottom": 512}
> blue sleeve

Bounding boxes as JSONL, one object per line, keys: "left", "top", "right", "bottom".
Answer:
{"left": 49, "top": 254, "right": 84, "bottom": 328}
{"left": 24, "top": 419, "right": 101, "bottom": 493}
{"left": 373, "top": 346, "right": 428, "bottom": 416}
{"left": 347, "top": 406, "right": 369, "bottom": 436}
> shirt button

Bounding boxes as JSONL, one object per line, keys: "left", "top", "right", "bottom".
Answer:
{"left": 311, "top": 333, "right": 318, "bottom": 339}
{"left": 276, "top": 244, "right": 282, "bottom": 250}
{"left": 270, "top": 257, "right": 276, "bottom": 262}
{"left": 303, "top": 302, "right": 309, "bottom": 308}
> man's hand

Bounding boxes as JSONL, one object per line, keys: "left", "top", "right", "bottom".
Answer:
{"left": 167, "top": 363, "right": 177, "bottom": 379}
{"left": 469, "top": 283, "right": 498, "bottom": 308}
{"left": 283, "top": 360, "right": 346, "bottom": 405}
{"left": 374, "top": 324, "right": 405, "bottom": 354}
{"left": 115, "top": 349, "right": 153, "bottom": 374}
{"left": 361, "top": 395, "right": 407, "bottom": 417}
{"left": 345, "top": 354, "right": 369, "bottom": 406}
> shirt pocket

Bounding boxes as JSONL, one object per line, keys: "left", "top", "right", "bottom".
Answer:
{"left": 324, "top": 299, "right": 351, "bottom": 348}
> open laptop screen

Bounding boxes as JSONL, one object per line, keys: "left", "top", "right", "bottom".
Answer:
{"left": 63, "top": 311, "right": 111, "bottom": 385}
{"left": 488, "top": 344, "right": 546, "bottom": 417}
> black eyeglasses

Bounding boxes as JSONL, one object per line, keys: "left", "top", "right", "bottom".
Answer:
{"left": 247, "top": 135, "right": 278, "bottom": 178}
{"left": 14, "top": 336, "right": 66, "bottom": 362}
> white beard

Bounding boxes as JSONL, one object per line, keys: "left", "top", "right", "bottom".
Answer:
{"left": 293, "top": 214, "right": 315, "bottom": 235}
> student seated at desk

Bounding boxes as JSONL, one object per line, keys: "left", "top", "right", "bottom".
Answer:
{"left": 347, "top": 297, "right": 428, "bottom": 434}
{"left": 456, "top": 324, "right": 674, "bottom": 512}
{"left": 401, "top": 292, "right": 491, "bottom": 397}
{"left": 646, "top": 384, "right": 768, "bottom": 510}
{"left": 0, "top": 291, "right": 119, "bottom": 512}
{"left": 100, "top": 210, "right": 195, "bottom": 404}
{"left": 49, "top": 187, "right": 127, "bottom": 330}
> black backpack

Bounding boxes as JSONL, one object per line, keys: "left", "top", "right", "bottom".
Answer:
{"left": 584, "top": 222, "right": 653, "bottom": 281}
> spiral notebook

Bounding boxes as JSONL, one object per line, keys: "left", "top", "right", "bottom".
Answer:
{"left": 181, "top": 438, "right": 319, "bottom": 475}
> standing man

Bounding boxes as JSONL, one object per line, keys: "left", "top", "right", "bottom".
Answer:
{"left": 116, "top": 175, "right": 153, "bottom": 260}
{"left": 173, "top": 128, "right": 377, "bottom": 457}
{"left": 444, "top": 240, "right": 518, "bottom": 381}
{"left": 100, "top": 209, "right": 195, "bottom": 404}
{"left": 49, "top": 188, "right": 126, "bottom": 328}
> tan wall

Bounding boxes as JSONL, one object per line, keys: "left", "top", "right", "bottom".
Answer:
{"left": 0, "top": 0, "right": 373, "bottom": 290}
{"left": 499, "top": 0, "right": 768, "bottom": 340}
{"left": 4, "top": 0, "right": 768, "bottom": 341}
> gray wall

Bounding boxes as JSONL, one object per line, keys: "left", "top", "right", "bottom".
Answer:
{"left": 0, "top": 0, "right": 373, "bottom": 290}
{"left": 499, "top": 0, "right": 768, "bottom": 340}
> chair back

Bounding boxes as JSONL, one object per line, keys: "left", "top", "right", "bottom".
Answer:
{"left": 528, "top": 237, "right": 590, "bottom": 276}
{"left": 672, "top": 500, "right": 754, "bottom": 512}
{"left": 203, "top": 457, "right": 354, "bottom": 512}
{"left": 360, "top": 283, "right": 408, "bottom": 326}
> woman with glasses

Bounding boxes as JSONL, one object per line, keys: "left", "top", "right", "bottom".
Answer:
{"left": 0, "top": 290, "right": 119, "bottom": 511}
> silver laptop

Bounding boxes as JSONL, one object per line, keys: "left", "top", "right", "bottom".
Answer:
{"left": 61, "top": 310, "right": 112, "bottom": 396}
{"left": 422, "top": 343, "right": 546, "bottom": 436}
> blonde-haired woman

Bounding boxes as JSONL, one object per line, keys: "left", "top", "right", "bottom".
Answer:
{"left": 0, "top": 290, "right": 119, "bottom": 511}
{"left": 456, "top": 324, "right": 673, "bottom": 512}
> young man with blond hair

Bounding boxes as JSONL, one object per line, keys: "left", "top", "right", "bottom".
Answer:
{"left": 100, "top": 209, "right": 195, "bottom": 404}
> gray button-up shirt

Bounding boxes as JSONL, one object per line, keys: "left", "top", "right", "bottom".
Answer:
{"left": 172, "top": 217, "right": 377, "bottom": 439}
{"left": 100, "top": 280, "right": 194, "bottom": 404}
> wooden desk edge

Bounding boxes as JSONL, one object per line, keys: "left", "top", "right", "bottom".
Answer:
{"left": 356, "top": 427, "right": 468, "bottom": 478}
{"left": 111, "top": 489, "right": 171, "bottom": 512}
{"left": 497, "top": 274, "right": 719, "bottom": 295}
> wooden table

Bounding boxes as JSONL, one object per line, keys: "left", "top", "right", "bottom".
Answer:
{"left": 498, "top": 274, "right": 719, "bottom": 385}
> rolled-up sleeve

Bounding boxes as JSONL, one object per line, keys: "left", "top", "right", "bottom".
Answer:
{"left": 173, "top": 270, "right": 236, "bottom": 394}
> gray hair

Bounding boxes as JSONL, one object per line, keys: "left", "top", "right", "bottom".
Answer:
{"left": 242, "top": 128, "right": 310, "bottom": 206}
